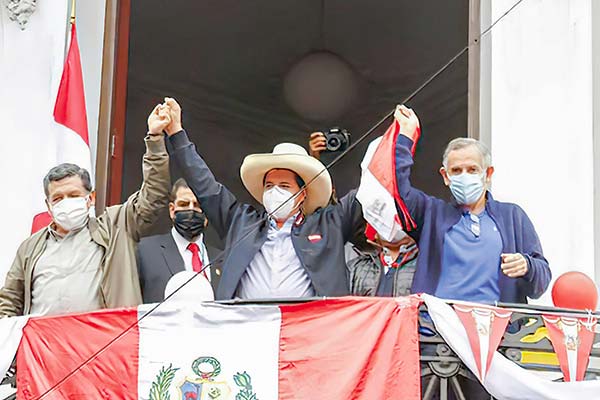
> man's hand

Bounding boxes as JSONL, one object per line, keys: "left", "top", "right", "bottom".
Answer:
{"left": 501, "top": 253, "right": 529, "bottom": 278}
{"left": 309, "top": 132, "right": 327, "bottom": 159}
{"left": 164, "top": 97, "right": 183, "bottom": 136}
{"left": 394, "top": 105, "right": 420, "bottom": 141}
{"left": 147, "top": 104, "right": 171, "bottom": 135}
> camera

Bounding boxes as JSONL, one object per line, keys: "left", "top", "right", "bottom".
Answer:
{"left": 324, "top": 127, "right": 351, "bottom": 152}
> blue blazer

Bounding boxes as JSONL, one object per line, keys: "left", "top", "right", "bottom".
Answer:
{"left": 168, "top": 131, "right": 363, "bottom": 300}
{"left": 395, "top": 134, "right": 551, "bottom": 303}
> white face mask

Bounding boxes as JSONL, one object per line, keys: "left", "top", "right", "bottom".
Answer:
{"left": 51, "top": 196, "right": 90, "bottom": 232}
{"left": 262, "top": 186, "right": 300, "bottom": 221}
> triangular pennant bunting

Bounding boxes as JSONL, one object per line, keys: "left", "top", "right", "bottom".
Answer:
{"left": 542, "top": 315, "right": 597, "bottom": 382}
{"left": 453, "top": 304, "right": 512, "bottom": 381}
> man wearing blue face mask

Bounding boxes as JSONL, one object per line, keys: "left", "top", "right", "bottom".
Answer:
{"left": 394, "top": 105, "right": 550, "bottom": 304}
{"left": 0, "top": 104, "right": 171, "bottom": 318}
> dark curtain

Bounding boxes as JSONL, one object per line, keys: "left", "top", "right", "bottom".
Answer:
{"left": 122, "top": 0, "right": 469, "bottom": 247}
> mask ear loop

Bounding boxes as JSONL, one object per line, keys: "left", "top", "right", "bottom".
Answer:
{"left": 292, "top": 186, "right": 307, "bottom": 216}
{"left": 297, "top": 195, "right": 306, "bottom": 217}
{"left": 85, "top": 194, "right": 97, "bottom": 218}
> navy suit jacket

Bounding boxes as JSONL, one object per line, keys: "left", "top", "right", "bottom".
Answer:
{"left": 168, "top": 130, "right": 364, "bottom": 300}
{"left": 137, "top": 232, "right": 222, "bottom": 303}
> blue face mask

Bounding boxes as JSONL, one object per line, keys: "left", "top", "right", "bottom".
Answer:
{"left": 449, "top": 172, "right": 486, "bottom": 205}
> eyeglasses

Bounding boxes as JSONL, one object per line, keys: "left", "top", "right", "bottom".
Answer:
{"left": 469, "top": 213, "right": 480, "bottom": 238}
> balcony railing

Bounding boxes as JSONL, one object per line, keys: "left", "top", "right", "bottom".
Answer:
{"left": 2, "top": 299, "right": 599, "bottom": 400}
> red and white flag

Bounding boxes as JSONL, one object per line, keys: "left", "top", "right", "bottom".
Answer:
{"left": 356, "top": 121, "right": 417, "bottom": 241}
{"left": 54, "top": 23, "right": 90, "bottom": 147}
{"left": 453, "top": 304, "right": 512, "bottom": 381}
{"left": 11, "top": 297, "right": 421, "bottom": 399}
{"left": 30, "top": 21, "right": 92, "bottom": 234}
{"left": 542, "top": 315, "right": 597, "bottom": 382}
{"left": 424, "top": 294, "right": 600, "bottom": 399}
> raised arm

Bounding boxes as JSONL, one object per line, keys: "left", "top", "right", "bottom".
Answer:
{"left": 121, "top": 104, "right": 171, "bottom": 241}
{"left": 164, "top": 98, "right": 240, "bottom": 239}
{"left": 394, "top": 105, "right": 434, "bottom": 226}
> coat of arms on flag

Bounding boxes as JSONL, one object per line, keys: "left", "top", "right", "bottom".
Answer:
{"left": 149, "top": 356, "right": 255, "bottom": 400}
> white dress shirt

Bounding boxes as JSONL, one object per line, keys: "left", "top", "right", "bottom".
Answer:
{"left": 236, "top": 215, "right": 315, "bottom": 299}
{"left": 170, "top": 227, "right": 211, "bottom": 281}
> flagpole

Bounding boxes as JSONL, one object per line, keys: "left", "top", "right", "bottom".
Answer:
{"left": 70, "top": 0, "right": 76, "bottom": 25}
{"left": 62, "top": 0, "right": 76, "bottom": 59}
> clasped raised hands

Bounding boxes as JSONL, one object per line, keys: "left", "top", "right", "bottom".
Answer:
{"left": 146, "top": 97, "right": 184, "bottom": 136}
{"left": 147, "top": 103, "right": 171, "bottom": 135}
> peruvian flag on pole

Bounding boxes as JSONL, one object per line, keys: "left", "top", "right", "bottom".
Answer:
{"left": 356, "top": 119, "right": 418, "bottom": 242}
{"left": 9, "top": 297, "right": 421, "bottom": 399}
{"left": 54, "top": 22, "right": 90, "bottom": 146}
{"left": 30, "top": 20, "right": 92, "bottom": 234}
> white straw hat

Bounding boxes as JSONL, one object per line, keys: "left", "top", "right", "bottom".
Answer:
{"left": 240, "top": 143, "right": 332, "bottom": 214}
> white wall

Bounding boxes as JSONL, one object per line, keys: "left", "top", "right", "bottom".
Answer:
{"left": 484, "top": 0, "right": 594, "bottom": 303}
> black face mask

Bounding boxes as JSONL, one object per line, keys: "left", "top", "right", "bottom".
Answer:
{"left": 173, "top": 210, "right": 207, "bottom": 241}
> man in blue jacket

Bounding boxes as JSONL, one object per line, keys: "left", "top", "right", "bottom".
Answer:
{"left": 161, "top": 98, "right": 363, "bottom": 300}
{"left": 394, "top": 105, "right": 550, "bottom": 304}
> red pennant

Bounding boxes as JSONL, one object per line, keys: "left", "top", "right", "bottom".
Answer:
{"left": 453, "top": 304, "right": 512, "bottom": 381}
{"left": 543, "top": 315, "right": 597, "bottom": 382}
{"left": 53, "top": 23, "right": 89, "bottom": 145}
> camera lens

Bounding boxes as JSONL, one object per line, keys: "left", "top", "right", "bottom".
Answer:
{"left": 327, "top": 137, "right": 341, "bottom": 152}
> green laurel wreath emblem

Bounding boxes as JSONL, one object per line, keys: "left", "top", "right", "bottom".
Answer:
{"left": 149, "top": 364, "right": 179, "bottom": 400}
{"left": 192, "top": 356, "right": 222, "bottom": 380}
{"left": 233, "top": 371, "right": 258, "bottom": 400}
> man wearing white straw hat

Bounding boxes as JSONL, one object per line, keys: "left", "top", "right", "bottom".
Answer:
{"left": 162, "top": 98, "right": 363, "bottom": 300}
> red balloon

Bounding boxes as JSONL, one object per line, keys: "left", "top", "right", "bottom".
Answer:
{"left": 551, "top": 272, "right": 599, "bottom": 310}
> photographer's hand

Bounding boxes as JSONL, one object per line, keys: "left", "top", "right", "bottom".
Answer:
{"left": 309, "top": 132, "right": 327, "bottom": 159}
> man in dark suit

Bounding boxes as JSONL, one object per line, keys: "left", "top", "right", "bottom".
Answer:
{"left": 137, "top": 178, "right": 221, "bottom": 303}
{"left": 162, "top": 98, "right": 364, "bottom": 300}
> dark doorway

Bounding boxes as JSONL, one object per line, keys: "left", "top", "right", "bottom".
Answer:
{"left": 120, "top": 0, "right": 469, "bottom": 247}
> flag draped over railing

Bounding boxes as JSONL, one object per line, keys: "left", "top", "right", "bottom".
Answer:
{"left": 3, "top": 296, "right": 600, "bottom": 399}
{"left": 10, "top": 297, "right": 422, "bottom": 399}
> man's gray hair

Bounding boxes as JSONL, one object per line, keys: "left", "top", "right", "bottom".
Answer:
{"left": 442, "top": 138, "right": 492, "bottom": 169}
{"left": 43, "top": 163, "right": 92, "bottom": 197}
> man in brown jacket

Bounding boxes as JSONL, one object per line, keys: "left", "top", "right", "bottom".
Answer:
{"left": 0, "top": 104, "right": 171, "bottom": 318}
